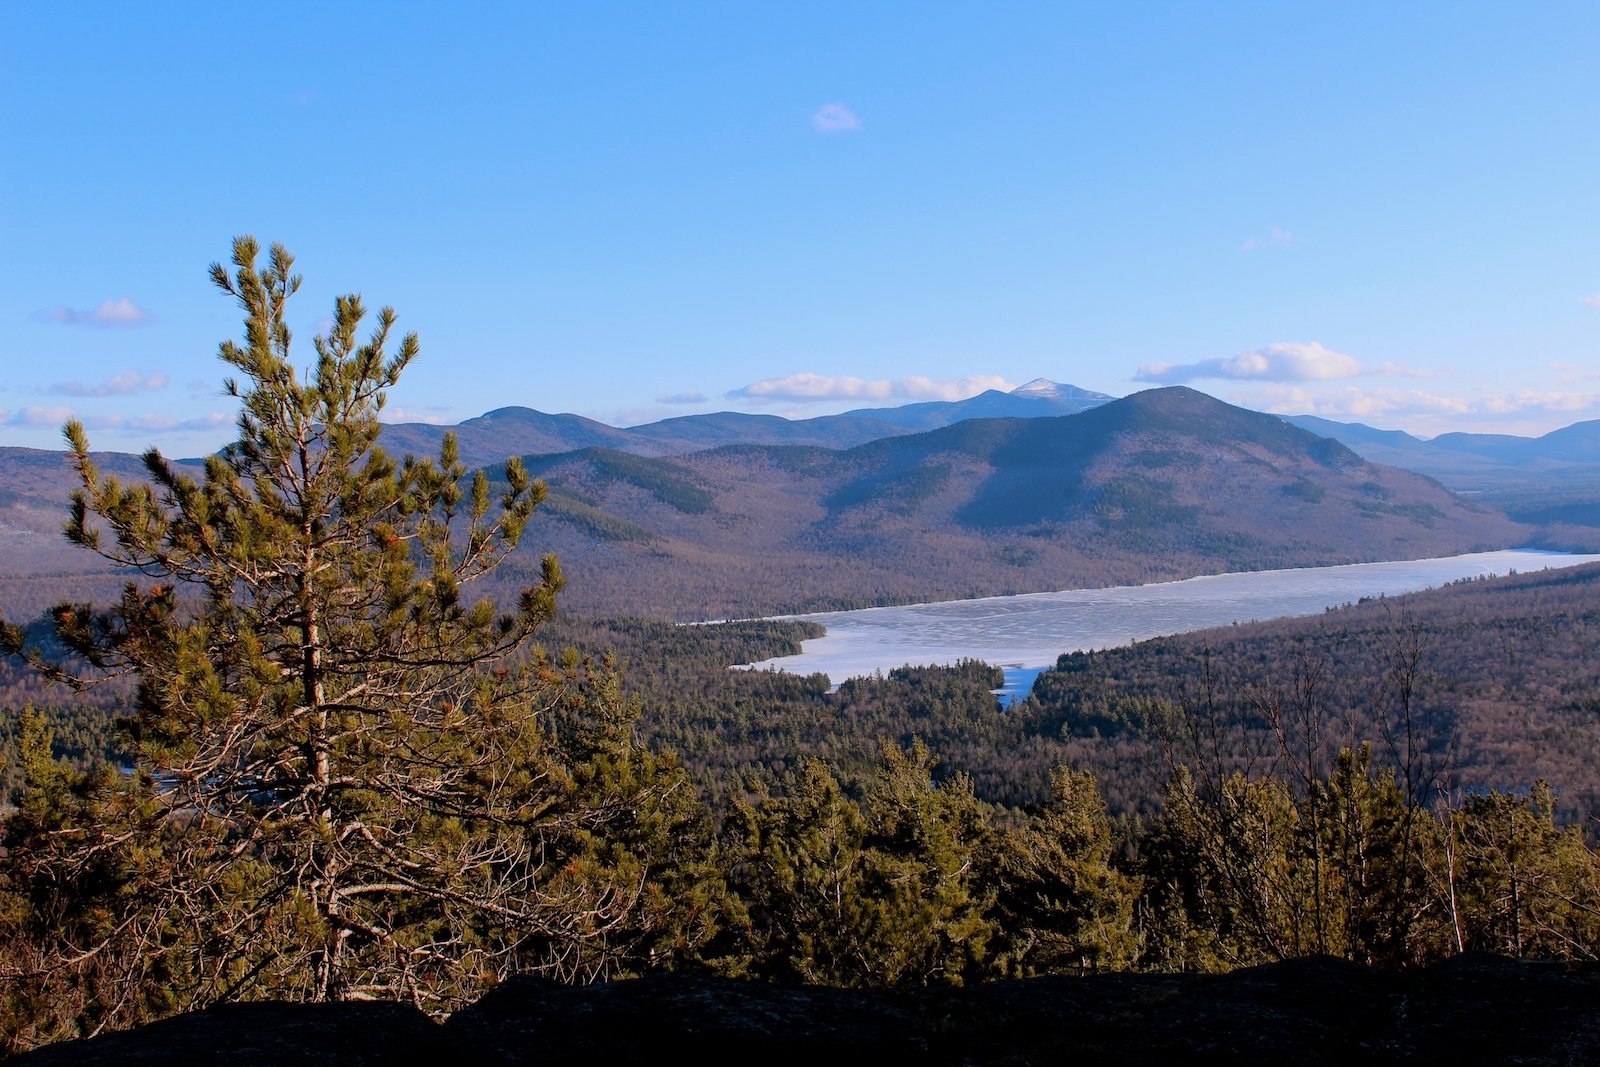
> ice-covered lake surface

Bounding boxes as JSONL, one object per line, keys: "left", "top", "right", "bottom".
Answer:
{"left": 734, "top": 550, "right": 1600, "bottom": 698}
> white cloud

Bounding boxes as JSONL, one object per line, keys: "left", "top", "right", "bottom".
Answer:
{"left": 1137, "top": 342, "right": 1365, "bottom": 385}
{"left": 1582, "top": 293, "right": 1600, "bottom": 308}
{"left": 44, "top": 297, "right": 152, "bottom": 328}
{"left": 729, "top": 373, "right": 1014, "bottom": 404}
{"left": 1241, "top": 227, "right": 1297, "bottom": 252}
{"left": 378, "top": 407, "right": 450, "bottom": 425}
{"left": 1232, "top": 382, "right": 1600, "bottom": 435}
{"left": 1238, "top": 385, "right": 1472, "bottom": 421}
{"left": 52, "top": 370, "right": 170, "bottom": 397}
{"left": 810, "top": 102, "right": 861, "bottom": 133}
{"left": 1478, "top": 390, "right": 1599, "bottom": 416}
{"left": 733, "top": 373, "right": 886, "bottom": 401}
{"left": 656, "top": 391, "right": 708, "bottom": 405}
{"left": 7, "top": 408, "right": 230, "bottom": 432}
{"left": 7, "top": 405, "right": 78, "bottom": 428}
{"left": 896, "top": 375, "right": 1018, "bottom": 400}
{"left": 104, "top": 412, "right": 233, "bottom": 433}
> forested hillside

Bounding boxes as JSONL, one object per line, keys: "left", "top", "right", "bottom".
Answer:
{"left": 0, "top": 387, "right": 1534, "bottom": 622}
{"left": 505, "top": 563, "right": 1600, "bottom": 825}
{"left": 529, "top": 387, "right": 1588, "bottom": 616}
{"left": 482, "top": 387, "right": 1530, "bottom": 617}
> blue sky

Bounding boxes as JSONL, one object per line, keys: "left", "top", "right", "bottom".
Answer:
{"left": 4, "top": 2, "right": 1599, "bottom": 455}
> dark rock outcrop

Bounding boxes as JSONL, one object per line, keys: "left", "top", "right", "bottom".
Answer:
{"left": 13, "top": 953, "right": 1600, "bottom": 1066}
{"left": 7, "top": 1001, "right": 449, "bottom": 1066}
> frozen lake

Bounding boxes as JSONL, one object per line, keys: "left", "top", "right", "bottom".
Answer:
{"left": 735, "top": 550, "right": 1600, "bottom": 694}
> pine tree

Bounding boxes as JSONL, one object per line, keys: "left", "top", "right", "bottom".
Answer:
{"left": 991, "top": 765, "right": 1137, "bottom": 975}
{"left": 856, "top": 739, "right": 995, "bottom": 986}
{"left": 731, "top": 757, "right": 872, "bottom": 985}
{"left": 0, "top": 237, "right": 676, "bottom": 1015}
{"left": 1448, "top": 782, "right": 1600, "bottom": 959}
{"left": 730, "top": 742, "right": 996, "bottom": 988}
{"left": 0, "top": 709, "right": 162, "bottom": 1053}
{"left": 1137, "top": 766, "right": 1302, "bottom": 970}
{"left": 1311, "top": 744, "right": 1434, "bottom": 965}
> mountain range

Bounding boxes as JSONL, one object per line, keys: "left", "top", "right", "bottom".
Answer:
{"left": 477, "top": 387, "right": 1525, "bottom": 617}
{"left": 376, "top": 379, "right": 1115, "bottom": 468}
{"left": 0, "top": 384, "right": 1562, "bottom": 621}
{"left": 371, "top": 377, "right": 1600, "bottom": 495}
{"left": 1282, "top": 414, "right": 1600, "bottom": 487}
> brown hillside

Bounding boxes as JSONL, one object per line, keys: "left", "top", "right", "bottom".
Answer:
{"left": 0, "top": 389, "right": 1531, "bottom": 623}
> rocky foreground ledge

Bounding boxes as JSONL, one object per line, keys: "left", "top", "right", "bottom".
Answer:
{"left": 12, "top": 952, "right": 1600, "bottom": 1066}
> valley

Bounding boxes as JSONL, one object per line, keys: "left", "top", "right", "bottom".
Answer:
{"left": 7, "top": 383, "right": 1600, "bottom": 819}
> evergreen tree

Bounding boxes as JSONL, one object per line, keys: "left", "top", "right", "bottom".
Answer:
{"left": 1136, "top": 766, "right": 1301, "bottom": 970}
{"left": 518, "top": 657, "right": 737, "bottom": 981}
{"left": 729, "top": 757, "right": 872, "bottom": 984}
{"left": 0, "top": 237, "right": 683, "bottom": 1017}
{"left": 991, "top": 764, "right": 1137, "bottom": 975}
{"left": 1311, "top": 744, "right": 1436, "bottom": 965}
{"left": 1447, "top": 782, "right": 1600, "bottom": 959}
{"left": 0, "top": 709, "right": 163, "bottom": 1053}
{"left": 856, "top": 739, "right": 995, "bottom": 986}
{"left": 729, "top": 741, "right": 995, "bottom": 988}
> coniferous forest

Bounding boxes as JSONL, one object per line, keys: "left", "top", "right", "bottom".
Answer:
{"left": 6, "top": 243, "right": 1600, "bottom": 1057}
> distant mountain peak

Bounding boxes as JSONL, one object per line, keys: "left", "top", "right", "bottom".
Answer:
{"left": 477, "top": 406, "right": 540, "bottom": 422}
{"left": 1010, "top": 378, "right": 1064, "bottom": 398}
{"left": 1010, "top": 379, "right": 1113, "bottom": 402}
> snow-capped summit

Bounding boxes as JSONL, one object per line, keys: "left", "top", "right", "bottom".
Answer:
{"left": 1011, "top": 378, "right": 1064, "bottom": 399}
{"left": 1010, "top": 379, "right": 1113, "bottom": 402}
